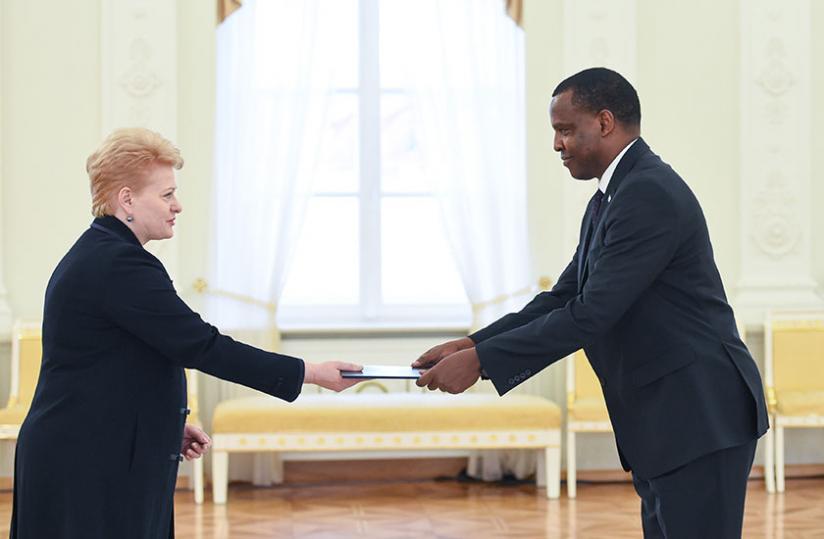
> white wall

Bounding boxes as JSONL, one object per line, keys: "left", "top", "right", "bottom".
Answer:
{"left": 2, "top": 1, "right": 101, "bottom": 321}
{"left": 0, "top": 0, "right": 822, "bottom": 476}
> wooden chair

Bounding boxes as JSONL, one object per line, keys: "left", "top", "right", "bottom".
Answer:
{"left": 565, "top": 349, "right": 612, "bottom": 498}
{"left": 764, "top": 311, "right": 824, "bottom": 492}
{"left": 0, "top": 322, "right": 43, "bottom": 459}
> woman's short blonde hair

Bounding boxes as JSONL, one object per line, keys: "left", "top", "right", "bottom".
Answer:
{"left": 86, "top": 128, "right": 184, "bottom": 217}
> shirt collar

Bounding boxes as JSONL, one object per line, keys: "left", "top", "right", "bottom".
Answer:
{"left": 598, "top": 138, "right": 639, "bottom": 194}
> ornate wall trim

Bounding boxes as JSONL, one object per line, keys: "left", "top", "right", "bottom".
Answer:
{"left": 737, "top": 0, "right": 822, "bottom": 319}
{"left": 101, "top": 0, "right": 180, "bottom": 278}
{"left": 560, "top": 0, "right": 637, "bottom": 256}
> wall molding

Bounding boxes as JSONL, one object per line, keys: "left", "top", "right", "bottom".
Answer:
{"left": 736, "top": 0, "right": 823, "bottom": 322}
{"left": 100, "top": 0, "right": 180, "bottom": 279}
{"left": 560, "top": 0, "right": 638, "bottom": 257}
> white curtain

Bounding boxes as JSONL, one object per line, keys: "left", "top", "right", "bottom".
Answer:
{"left": 210, "top": 0, "right": 332, "bottom": 349}
{"left": 210, "top": 0, "right": 334, "bottom": 483}
{"left": 394, "top": 0, "right": 535, "bottom": 480}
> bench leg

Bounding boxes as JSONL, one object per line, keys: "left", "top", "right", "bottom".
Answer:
{"left": 193, "top": 456, "right": 204, "bottom": 504}
{"left": 567, "top": 430, "right": 576, "bottom": 498}
{"left": 545, "top": 446, "right": 561, "bottom": 499}
{"left": 212, "top": 451, "right": 229, "bottom": 504}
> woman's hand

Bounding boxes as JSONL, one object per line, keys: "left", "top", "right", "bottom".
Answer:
{"left": 304, "top": 361, "right": 364, "bottom": 392}
{"left": 181, "top": 424, "right": 211, "bottom": 460}
{"left": 412, "top": 337, "right": 475, "bottom": 369}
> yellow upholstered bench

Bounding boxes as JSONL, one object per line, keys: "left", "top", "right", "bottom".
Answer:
{"left": 211, "top": 392, "right": 561, "bottom": 503}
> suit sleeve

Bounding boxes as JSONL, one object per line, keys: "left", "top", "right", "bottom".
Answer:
{"left": 103, "top": 247, "right": 304, "bottom": 402}
{"left": 477, "top": 181, "right": 681, "bottom": 395}
{"left": 469, "top": 245, "right": 580, "bottom": 344}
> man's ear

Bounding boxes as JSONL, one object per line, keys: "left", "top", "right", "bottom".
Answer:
{"left": 598, "top": 109, "right": 616, "bottom": 137}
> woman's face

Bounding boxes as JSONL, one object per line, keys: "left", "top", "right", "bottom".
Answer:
{"left": 129, "top": 163, "right": 183, "bottom": 244}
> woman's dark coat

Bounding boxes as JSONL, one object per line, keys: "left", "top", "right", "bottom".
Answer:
{"left": 11, "top": 215, "right": 304, "bottom": 538}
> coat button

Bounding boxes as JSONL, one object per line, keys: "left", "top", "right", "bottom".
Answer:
{"left": 180, "top": 407, "right": 191, "bottom": 415}
{"left": 170, "top": 453, "right": 183, "bottom": 462}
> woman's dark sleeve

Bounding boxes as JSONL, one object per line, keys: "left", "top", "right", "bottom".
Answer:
{"left": 103, "top": 246, "right": 304, "bottom": 402}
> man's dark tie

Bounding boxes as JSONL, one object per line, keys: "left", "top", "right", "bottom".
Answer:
{"left": 591, "top": 189, "right": 605, "bottom": 223}
{"left": 580, "top": 189, "right": 606, "bottom": 284}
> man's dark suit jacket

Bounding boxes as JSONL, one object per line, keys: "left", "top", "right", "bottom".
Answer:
{"left": 12, "top": 215, "right": 305, "bottom": 539}
{"left": 471, "top": 138, "right": 768, "bottom": 479}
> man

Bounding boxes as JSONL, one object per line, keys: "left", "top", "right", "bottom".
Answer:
{"left": 414, "top": 68, "right": 768, "bottom": 538}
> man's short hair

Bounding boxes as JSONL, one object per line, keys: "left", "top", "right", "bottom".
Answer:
{"left": 552, "top": 67, "right": 641, "bottom": 127}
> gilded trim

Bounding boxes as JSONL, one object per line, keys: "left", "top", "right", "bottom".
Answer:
{"left": 213, "top": 429, "right": 561, "bottom": 452}
{"left": 192, "top": 278, "right": 277, "bottom": 313}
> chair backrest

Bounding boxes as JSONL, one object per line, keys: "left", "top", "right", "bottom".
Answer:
{"left": 8, "top": 321, "right": 43, "bottom": 408}
{"left": 765, "top": 311, "right": 824, "bottom": 395}
{"left": 566, "top": 349, "right": 602, "bottom": 407}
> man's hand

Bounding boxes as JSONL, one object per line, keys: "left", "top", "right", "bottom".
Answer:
{"left": 181, "top": 424, "right": 211, "bottom": 461}
{"left": 416, "top": 347, "right": 481, "bottom": 394}
{"left": 304, "top": 361, "right": 364, "bottom": 392}
{"left": 412, "top": 337, "right": 475, "bottom": 369}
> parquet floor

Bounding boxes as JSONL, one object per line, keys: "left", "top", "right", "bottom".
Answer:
{"left": 169, "top": 478, "right": 821, "bottom": 538}
{"left": 0, "top": 478, "right": 820, "bottom": 537}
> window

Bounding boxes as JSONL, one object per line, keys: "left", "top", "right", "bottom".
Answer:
{"left": 278, "top": 0, "right": 470, "bottom": 328}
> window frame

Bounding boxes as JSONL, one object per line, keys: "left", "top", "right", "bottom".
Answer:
{"left": 278, "top": 0, "right": 471, "bottom": 330}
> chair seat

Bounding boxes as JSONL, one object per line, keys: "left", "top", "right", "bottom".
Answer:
{"left": 776, "top": 390, "right": 824, "bottom": 416}
{"left": 568, "top": 396, "right": 610, "bottom": 422}
{"left": 0, "top": 404, "right": 28, "bottom": 425}
{"left": 213, "top": 393, "right": 561, "bottom": 434}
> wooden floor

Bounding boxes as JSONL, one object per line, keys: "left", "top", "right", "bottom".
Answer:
{"left": 0, "top": 478, "right": 821, "bottom": 538}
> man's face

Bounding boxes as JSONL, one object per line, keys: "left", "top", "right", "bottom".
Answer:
{"left": 549, "top": 90, "right": 606, "bottom": 180}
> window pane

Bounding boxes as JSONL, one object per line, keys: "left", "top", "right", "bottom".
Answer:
{"left": 378, "top": 0, "right": 408, "bottom": 90}
{"left": 281, "top": 197, "right": 359, "bottom": 305}
{"left": 326, "top": 0, "right": 358, "bottom": 89}
{"left": 314, "top": 93, "right": 359, "bottom": 194}
{"left": 381, "top": 197, "right": 467, "bottom": 305}
{"left": 253, "top": 0, "right": 357, "bottom": 90}
{"left": 380, "top": 93, "right": 429, "bottom": 194}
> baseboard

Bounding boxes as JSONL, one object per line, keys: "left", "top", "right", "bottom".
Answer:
{"left": 233, "top": 460, "right": 824, "bottom": 486}
{"left": 748, "top": 463, "right": 824, "bottom": 480}
{"left": 1, "top": 461, "right": 822, "bottom": 491}
{"left": 0, "top": 474, "right": 193, "bottom": 491}
{"left": 568, "top": 464, "right": 824, "bottom": 483}
{"left": 284, "top": 457, "right": 467, "bottom": 484}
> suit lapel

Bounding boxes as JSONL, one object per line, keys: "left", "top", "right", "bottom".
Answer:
{"left": 577, "top": 138, "right": 650, "bottom": 290}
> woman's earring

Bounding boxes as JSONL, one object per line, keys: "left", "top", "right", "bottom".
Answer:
{"left": 126, "top": 215, "right": 134, "bottom": 222}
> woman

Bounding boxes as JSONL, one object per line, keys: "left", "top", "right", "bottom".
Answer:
{"left": 10, "top": 128, "right": 361, "bottom": 538}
